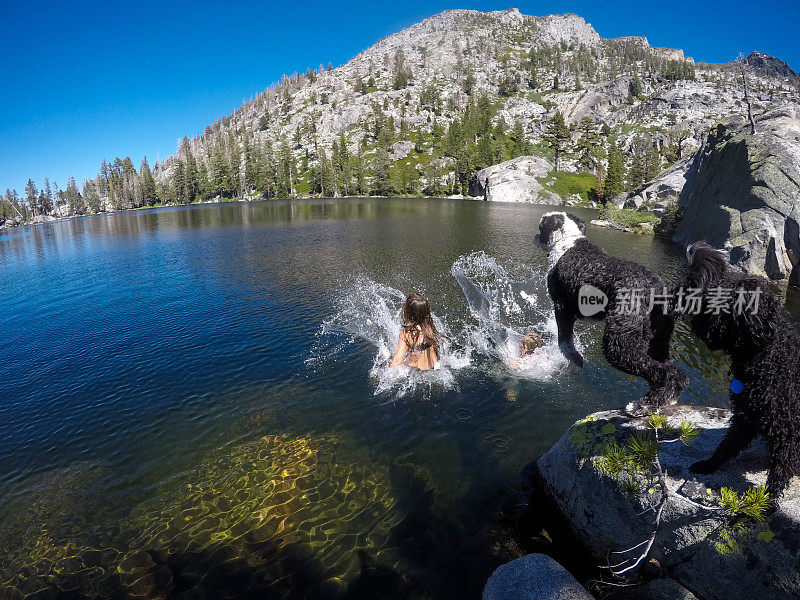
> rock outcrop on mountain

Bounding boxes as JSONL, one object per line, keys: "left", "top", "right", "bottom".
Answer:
{"left": 672, "top": 107, "right": 800, "bottom": 283}
{"left": 536, "top": 406, "right": 800, "bottom": 600}
{"left": 743, "top": 51, "right": 798, "bottom": 81}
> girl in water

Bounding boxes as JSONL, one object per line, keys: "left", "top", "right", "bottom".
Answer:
{"left": 510, "top": 331, "right": 543, "bottom": 370}
{"left": 389, "top": 293, "right": 441, "bottom": 370}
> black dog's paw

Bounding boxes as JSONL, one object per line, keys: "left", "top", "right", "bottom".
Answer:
{"left": 569, "top": 350, "right": 584, "bottom": 368}
{"left": 625, "top": 400, "right": 656, "bottom": 417}
{"left": 689, "top": 459, "right": 718, "bottom": 475}
{"left": 565, "top": 349, "right": 584, "bottom": 368}
{"left": 560, "top": 342, "right": 584, "bottom": 368}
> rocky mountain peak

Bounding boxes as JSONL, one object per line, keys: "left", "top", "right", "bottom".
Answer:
{"left": 743, "top": 51, "right": 797, "bottom": 80}
{"left": 533, "top": 12, "right": 601, "bottom": 47}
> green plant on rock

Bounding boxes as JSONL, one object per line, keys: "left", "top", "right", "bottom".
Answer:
{"left": 628, "top": 431, "right": 659, "bottom": 467}
{"left": 596, "top": 440, "right": 635, "bottom": 478}
{"left": 720, "top": 484, "right": 770, "bottom": 523}
{"left": 711, "top": 485, "right": 772, "bottom": 556}
{"left": 599, "top": 414, "right": 702, "bottom": 575}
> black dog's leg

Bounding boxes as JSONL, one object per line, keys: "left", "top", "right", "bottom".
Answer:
{"left": 690, "top": 414, "right": 756, "bottom": 475}
{"left": 765, "top": 434, "right": 799, "bottom": 498}
{"left": 647, "top": 311, "right": 689, "bottom": 402}
{"left": 554, "top": 304, "right": 583, "bottom": 367}
{"left": 648, "top": 310, "right": 675, "bottom": 362}
{"left": 602, "top": 313, "right": 685, "bottom": 410}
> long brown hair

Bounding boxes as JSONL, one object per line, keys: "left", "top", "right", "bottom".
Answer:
{"left": 401, "top": 292, "right": 441, "bottom": 348}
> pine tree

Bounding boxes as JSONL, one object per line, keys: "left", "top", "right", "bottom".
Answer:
{"left": 277, "top": 142, "right": 295, "bottom": 197}
{"left": 509, "top": 120, "right": 528, "bottom": 158}
{"left": 544, "top": 111, "right": 570, "bottom": 170}
{"left": 39, "top": 178, "right": 54, "bottom": 214}
{"left": 392, "top": 48, "right": 412, "bottom": 90}
{"left": 25, "top": 179, "right": 38, "bottom": 216}
{"left": 173, "top": 159, "right": 187, "bottom": 204}
{"left": 65, "top": 177, "right": 83, "bottom": 213}
{"left": 644, "top": 139, "right": 661, "bottom": 182}
{"left": 627, "top": 137, "right": 646, "bottom": 190}
{"left": 372, "top": 147, "right": 391, "bottom": 196}
{"left": 575, "top": 117, "right": 601, "bottom": 172}
{"left": 603, "top": 143, "right": 625, "bottom": 201}
{"left": 628, "top": 76, "right": 643, "bottom": 98}
{"left": 184, "top": 150, "right": 199, "bottom": 203}
{"left": 354, "top": 141, "right": 367, "bottom": 196}
{"left": 140, "top": 157, "right": 158, "bottom": 205}
{"left": 423, "top": 160, "right": 442, "bottom": 196}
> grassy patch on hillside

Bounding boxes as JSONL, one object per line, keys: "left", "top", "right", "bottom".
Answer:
{"left": 529, "top": 140, "right": 556, "bottom": 162}
{"left": 536, "top": 171, "right": 599, "bottom": 202}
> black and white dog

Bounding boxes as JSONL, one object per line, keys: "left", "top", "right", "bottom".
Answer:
{"left": 683, "top": 242, "right": 800, "bottom": 496}
{"left": 534, "top": 212, "right": 688, "bottom": 411}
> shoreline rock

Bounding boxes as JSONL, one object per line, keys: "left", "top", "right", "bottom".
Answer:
{"left": 534, "top": 406, "right": 800, "bottom": 600}
{"left": 483, "top": 553, "right": 594, "bottom": 600}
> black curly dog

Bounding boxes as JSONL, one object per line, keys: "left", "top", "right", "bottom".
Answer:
{"left": 683, "top": 242, "right": 800, "bottom": 496}
{"left": 534, "top": 212, "right": 688, "bottom": 411}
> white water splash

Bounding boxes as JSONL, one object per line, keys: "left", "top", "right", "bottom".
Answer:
{"left": 451, "top": 252, "right": 575, "bottom": 381}
{"left": 317, "top": 278, "right": 468, "bottom": 398}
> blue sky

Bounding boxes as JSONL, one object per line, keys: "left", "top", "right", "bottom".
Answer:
{"left": 1, "top": 0, "right": 798, "bottom": 196}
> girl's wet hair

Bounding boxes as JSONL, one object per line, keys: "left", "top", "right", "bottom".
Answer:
{"left": 401, "top": 293, "right": 441, "bottom": 348}
{"left": 520, "top": 331, "right": 542, "bottom": 355}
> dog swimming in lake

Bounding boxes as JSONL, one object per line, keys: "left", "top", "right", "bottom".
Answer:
{"left": 534, "top": 211, "right": 688, "bottom": 412}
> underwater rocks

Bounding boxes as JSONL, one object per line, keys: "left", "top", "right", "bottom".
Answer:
{"left": 672, "top": 107, "right": 800, "bottom": 285}
{"left": 468, "top": 156, "right": 556, "bottom": 204}
{"left": 0, "top": 434, "right": 402, "bottom": 599}
{"left": 483, "top": 553, "right": 593, "bottom": 600}
{"left": 535, "top": 406, "right": 800, "bottom": 600}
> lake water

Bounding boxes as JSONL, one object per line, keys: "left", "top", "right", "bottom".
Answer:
{"left": 1, "top": 199, "right": 797, "bottom": 599}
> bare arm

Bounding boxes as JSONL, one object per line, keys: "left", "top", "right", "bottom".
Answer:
{"left": 389, "top": 332, "right": 408, "bottom": 368}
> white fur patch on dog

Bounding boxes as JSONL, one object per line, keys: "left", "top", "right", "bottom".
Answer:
{"left": 540, "top": 211, "right": 585, "bottom": 273}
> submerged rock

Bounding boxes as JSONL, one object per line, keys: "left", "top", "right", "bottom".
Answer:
{"left": 483, "top": 553, "right": 593, "bottom": 600}
{"left": 672, "top": 107, "right": 800, "bottom": 284}
{"left": 535, "top": 406, "right": 800, "bottom": 600}
{"left": 468, "top": 156, "right": 555, "bottom": 204}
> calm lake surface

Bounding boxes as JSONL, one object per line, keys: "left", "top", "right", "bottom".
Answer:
{"left": 1, "top": 198, "right": 798, "bottom": 599}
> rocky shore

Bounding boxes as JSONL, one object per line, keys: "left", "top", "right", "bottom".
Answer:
{"left": 486, "top": 406, "right": 800, "bottom": 600}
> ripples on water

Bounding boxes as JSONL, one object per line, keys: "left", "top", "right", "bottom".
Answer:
{"left": 1, "top": 199, "right": 796, "bottom": 599}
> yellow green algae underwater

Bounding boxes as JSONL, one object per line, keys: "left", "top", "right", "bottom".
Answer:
{"left": 0, "top": 433, "right": 402, "bottom": 599}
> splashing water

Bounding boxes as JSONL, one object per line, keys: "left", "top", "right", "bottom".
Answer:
{"left": 315, "top": 254, "right": 580, "bottom": 395}
{"left": 317, "top": 278, "right": 468, "bottom": 398}
{"left": 451, "top": 252, "right": 575, "bottom": 380}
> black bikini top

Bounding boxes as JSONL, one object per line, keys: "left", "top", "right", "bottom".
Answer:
{"left": 410, "top": 341, "right": 433, "bottom": 352}
{"left": 406, "top": 327, "right": 436, "bottom": 353}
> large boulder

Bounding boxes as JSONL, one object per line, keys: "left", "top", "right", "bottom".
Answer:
{"left": 639, "top": 156, "right": 694, "bottom": 206}
{"left": 672, "top": 107, "right": 800, "bottom": 284}
{"left": 468, "top": 156, "right": 556, "bottom": 204}
{"left": 536, "top": 406, "right": 800, "bottom": 600}
{"left": 483, "top": 554, "right": 593, "bottom": 600}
